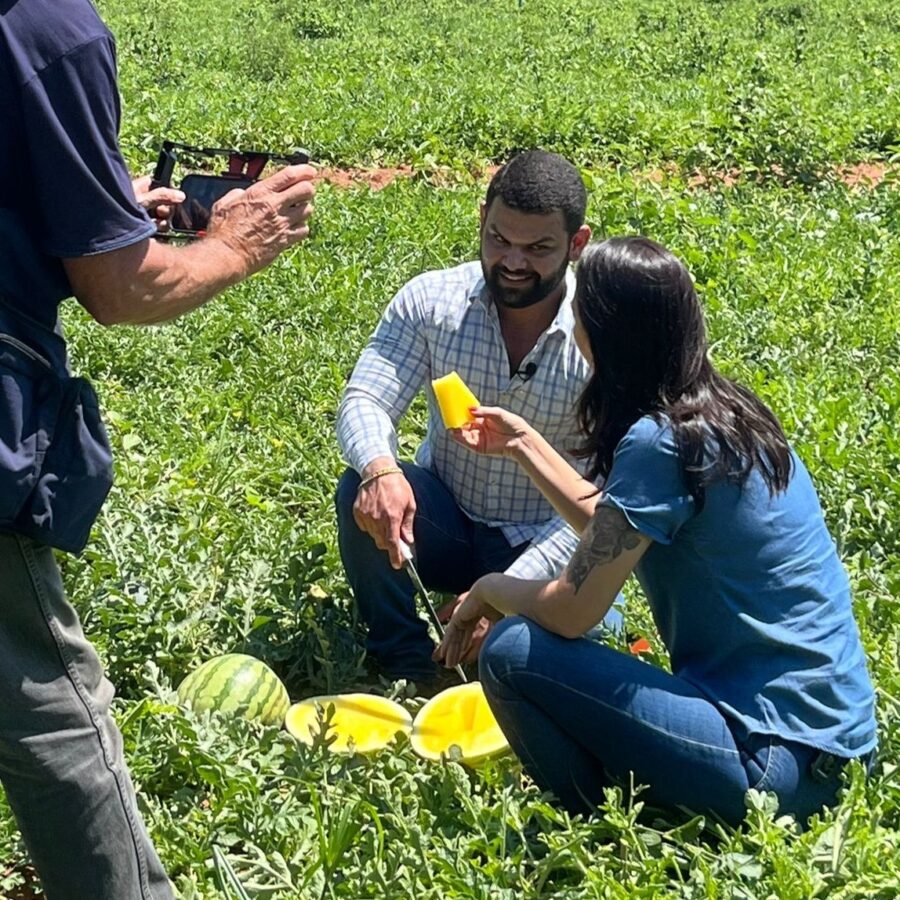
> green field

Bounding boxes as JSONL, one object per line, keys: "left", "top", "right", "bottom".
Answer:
{"left": 2, "top": 0, "right": 899, "bottom": 896}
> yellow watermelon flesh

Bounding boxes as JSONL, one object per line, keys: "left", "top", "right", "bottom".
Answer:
{"left": 431, "top": 371, "right": 479, "bottom": 429}
{"left": 411, "top": 681, "right": 509, "bottom": 765}
{"left": 285, "top": 693, "right": 413, "bottom": 753}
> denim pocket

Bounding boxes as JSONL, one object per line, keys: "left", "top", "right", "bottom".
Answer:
{"left": 18, "top": 377, "right": 113, "bottom": 553}
{"left": 740, "top": 733, "right": 776, "bottom": 792}
{"left": 0, "top": 334, "right": 61, "bottom": 523}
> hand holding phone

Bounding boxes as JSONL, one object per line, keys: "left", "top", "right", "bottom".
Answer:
{"left": 169, "top": 173, "right": 253, "bottom": 234}
{"left": 205, "top": 163, "right": 316, "bottom": 275}
{"left": 151, "top": 141, "right": 311, "bottom": 237}
{"left": 131, "top": 175, "right": 186, "bottom": 232}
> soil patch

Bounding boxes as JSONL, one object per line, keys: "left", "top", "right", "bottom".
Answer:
{"left": 317, "top": 164, "right": 415, "bottom": 190}
{"left": 837, "top": 162, "right": 893, "bottom": 188}
{"left": 686, "top": 161, "right": 893, "bottom": 189}
{"left": 316, "top": 161, "right": 894, "bottom": 191}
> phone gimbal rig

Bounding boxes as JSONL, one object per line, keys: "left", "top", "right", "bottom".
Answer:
{"left": 150, "top": 140, "right": 311, "bottom": 237}
{"left": 150, "top": 140, "right": 310, "bottom": 190}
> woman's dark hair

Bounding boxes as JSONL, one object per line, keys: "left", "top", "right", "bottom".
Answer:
{"left": 574, "top": 236, "right": 792, "bottom": 507}
{"left": 485, "top": 150, "right": 587, "bottom": 237}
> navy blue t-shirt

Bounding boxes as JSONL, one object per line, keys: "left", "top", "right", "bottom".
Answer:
{"left": 0, "top": 0, "right": 154, "bottom": 331}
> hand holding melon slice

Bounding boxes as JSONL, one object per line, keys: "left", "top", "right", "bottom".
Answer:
{"left": 432, "top": 371, "right": 479, "bottom": 429}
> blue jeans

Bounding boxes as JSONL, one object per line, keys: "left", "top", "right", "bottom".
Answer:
{"left": 336, "top": 462, "right": 528, "bottom": 680}
{"left": 0, "top": 532, "right": 173, "bottom": 899}
{"left": 480, "top": 616, "right": 863, "bottom": 827}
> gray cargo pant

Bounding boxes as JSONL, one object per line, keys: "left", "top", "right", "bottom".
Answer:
{"left": 0, "top": 532, "right": 173, "bottom": 899}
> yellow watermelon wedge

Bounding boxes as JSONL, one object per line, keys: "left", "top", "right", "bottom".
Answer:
{"left": 410, "top": 682, "right": 509, "bottom": 766}
{"left": 432, "top": 371, "right": 479, "bottom": 429}
{"left": 285, "top": 693, "right": 413, "bottom": 753}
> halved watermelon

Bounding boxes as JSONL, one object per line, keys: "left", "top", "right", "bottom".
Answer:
{"left": 410, "top": 682, "right": 509, "bottom": 766}
{"left": 285, "top": 693, "right": 412, "bottom": 753}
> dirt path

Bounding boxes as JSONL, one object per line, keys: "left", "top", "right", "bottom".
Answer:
{"left": 317, "top": 161, "right": 895, "bottom": 191}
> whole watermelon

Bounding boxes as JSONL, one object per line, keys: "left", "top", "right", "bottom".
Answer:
{"left": 177, "top": 653, "right": 290, "bottom": 727}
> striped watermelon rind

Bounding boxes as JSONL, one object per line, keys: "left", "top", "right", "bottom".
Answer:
{"left": 177, "top": 654, "right": 289, "bottom": 727}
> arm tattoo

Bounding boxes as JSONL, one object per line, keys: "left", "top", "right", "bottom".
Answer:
{"left": 566, "top": 505, "right": 641, "bottom": 594}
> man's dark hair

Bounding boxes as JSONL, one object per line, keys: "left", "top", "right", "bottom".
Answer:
{"left": 485, "top": 151, "right": 587, "bottom": 236}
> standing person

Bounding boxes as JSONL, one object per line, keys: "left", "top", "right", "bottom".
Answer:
{"left": 436, "top": 237, "right": 877, "bottom": 826}
{"left": 335, "top": 150, "right": 620, "bottom": 688}
{"left": 1, "top": 1, "right": 315, "bottom": 897}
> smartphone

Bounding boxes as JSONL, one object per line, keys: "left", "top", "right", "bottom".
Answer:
{"left": 169, "top": 173, "right": 255, "bottom": 235}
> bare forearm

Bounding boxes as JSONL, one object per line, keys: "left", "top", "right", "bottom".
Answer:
{"left": 65, "top": 162, "right": 316, "bottom": 326}
{"left": 115, "top": 237, "right": 250, "bottom": 324}
{"left": 511, "top": 429, "right": 599, "bottom": 533}
{"left": 479, "top": 572, "right": 599, "bottom": 638}
{"left": 481, "top": 503, "right": 649, "bottom": 638}
{"left": 65, "top": 237, "right": 249, "bottom": 326}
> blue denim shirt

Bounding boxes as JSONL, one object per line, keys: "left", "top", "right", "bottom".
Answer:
{"left": 601, "top": 415, "right": 877, "bottom": 758}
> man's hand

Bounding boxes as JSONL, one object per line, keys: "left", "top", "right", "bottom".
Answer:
{"left": 64, "top": 163, "right": 318, "bottom": 327}
{"left": 206, "top": 163, "right": 316, "bottom": 277}
{"left": 451, "top": 406, "right": 533, "bottom": 458}
{"left": 352, "top": 460, "right": 416, "bottom": 569}
{"left": 132, "top": 175, "right": 185, "bottom": 233}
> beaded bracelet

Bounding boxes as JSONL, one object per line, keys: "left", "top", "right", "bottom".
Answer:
{"left": 357, "top": 466, "right": 403, "bottom": 490}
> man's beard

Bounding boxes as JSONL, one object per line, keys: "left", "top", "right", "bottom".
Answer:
{"left": 482, "top": 256, "right": 570, "bottom": 310}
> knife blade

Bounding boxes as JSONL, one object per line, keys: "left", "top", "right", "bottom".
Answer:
{"left": 399, "top": 541, "right": 468, "bottom": 683}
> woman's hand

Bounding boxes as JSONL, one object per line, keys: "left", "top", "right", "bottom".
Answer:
{"left": 433, "top": 577, "right": 505, "bottom": 669}
{"left": 435, "top": 596, "right": 493, "bottom": 664}
{"left": 451, "top": 406, "right": 532, "bottom": 458}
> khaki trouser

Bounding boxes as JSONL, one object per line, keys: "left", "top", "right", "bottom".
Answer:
{"left": 0, "top": 532, "right": 173, "bottom": 899}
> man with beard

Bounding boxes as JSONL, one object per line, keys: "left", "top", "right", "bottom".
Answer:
{"left": 335, "top": 150, "right": 616, "bottom": 687}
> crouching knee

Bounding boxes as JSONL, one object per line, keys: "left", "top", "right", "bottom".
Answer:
{"left": 479, "top": 616, "right": 539, "bottom": 686}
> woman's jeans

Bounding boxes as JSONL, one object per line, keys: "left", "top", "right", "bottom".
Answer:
{"left": 0, "top": 532, "right": 173, "bottom": 899}
{"left": 480, "top": 616, "right": 864, "bottom": 827}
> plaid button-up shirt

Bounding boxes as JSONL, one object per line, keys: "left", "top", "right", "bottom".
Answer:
{"left": 336, "top": 260, "right": 591, "bottom": 579}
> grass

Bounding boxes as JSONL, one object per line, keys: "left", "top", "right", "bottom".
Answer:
{"left": 108, "top": 0, "right": 900, "bottom": 175}
{"left": 2, "top": 1, "right": 899, "bottom": 897}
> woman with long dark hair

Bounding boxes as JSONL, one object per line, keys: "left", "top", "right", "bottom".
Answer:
{"left": 435, "top": 236, "right": 876, "bottom": 826}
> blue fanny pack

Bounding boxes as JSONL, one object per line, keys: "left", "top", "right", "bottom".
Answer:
{"left": 0, "top": 300, "right": 112, "bottom": 553}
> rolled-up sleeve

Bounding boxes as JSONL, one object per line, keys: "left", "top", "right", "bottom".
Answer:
{"left": 504, "top": 514, "right": 580, "bottom": 579}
